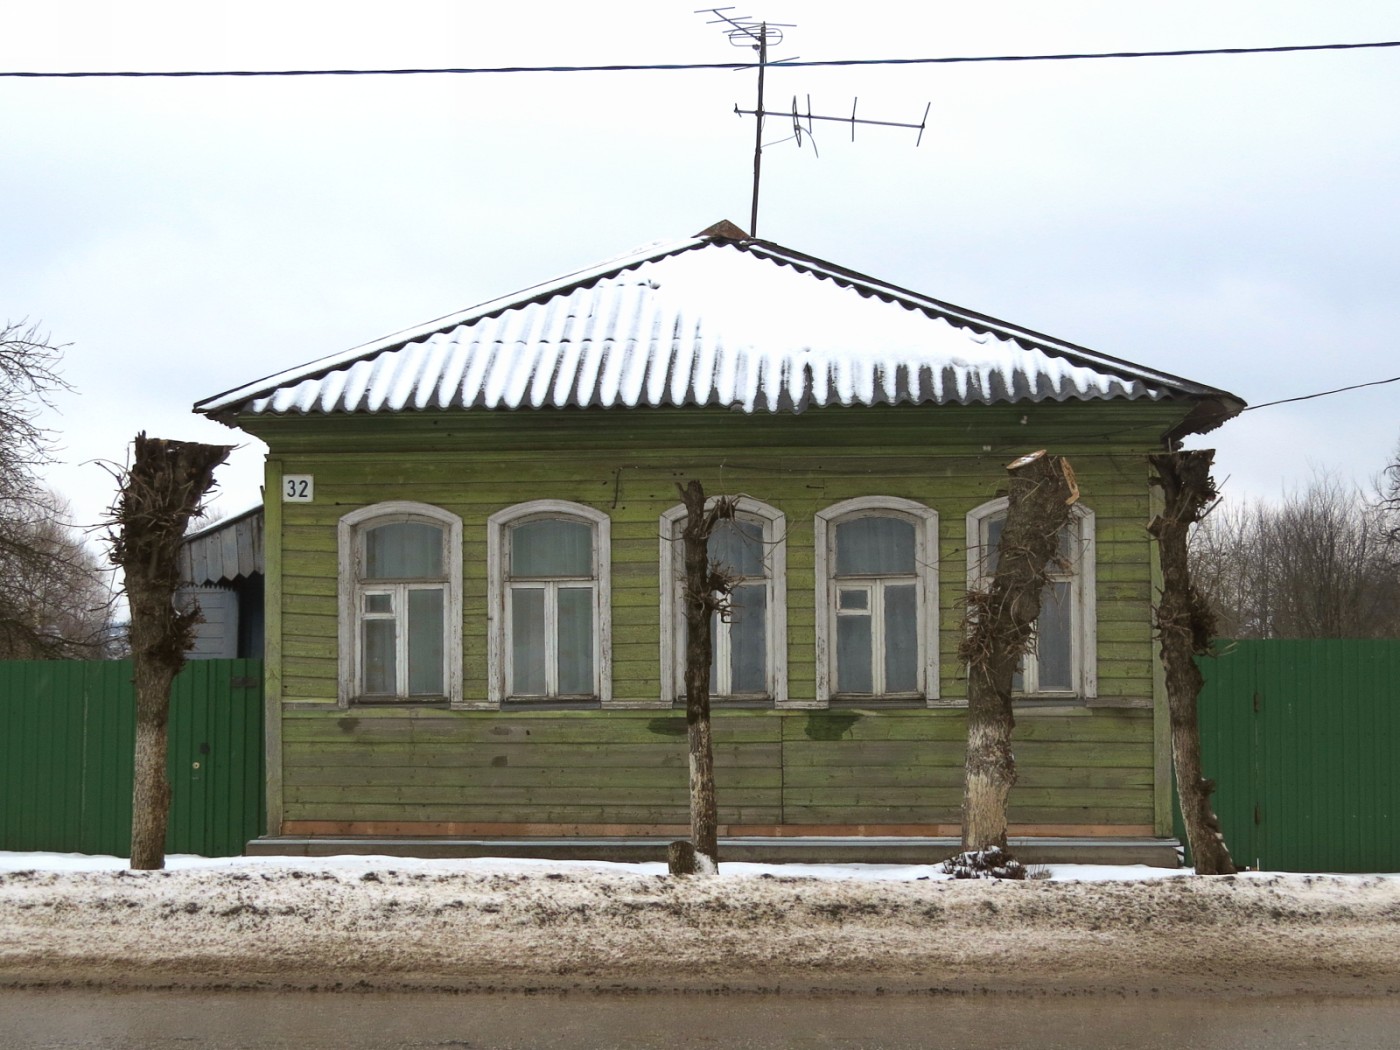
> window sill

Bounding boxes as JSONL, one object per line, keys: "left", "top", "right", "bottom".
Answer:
{"left": 669, "top": 696, "right": 776, "bottom": 711}
{"left": 828, "top": 696, "right": 930, "bottom": 711}
{"left": 345, "top": 698, "right": 454, "bottom": 709}
{"left": 500, "top": 698, "right": 603, "bottom": 712}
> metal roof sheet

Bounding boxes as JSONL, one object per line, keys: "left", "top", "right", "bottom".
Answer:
{"left": 180, "top": 506, "right": 264, "bottom": 585}
{"left": 196, "top": 222, "right": 1242, "bottom": 429}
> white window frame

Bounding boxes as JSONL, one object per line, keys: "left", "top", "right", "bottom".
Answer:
{"left": 659, "top": 496, "right": 788, "bottom": 706}
{"left": 487, "top": 500, "right": 611, "bottom": 707}
{"left": 965, "top": 497, "right": 1097, "bottom": 699}
{"left": 815, "top": 497, "right": 939, "bottom": 705}
{"left": 337, "top": 501, "right": 463, "bottom": 708}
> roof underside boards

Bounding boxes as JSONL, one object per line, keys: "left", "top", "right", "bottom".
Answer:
{"left": 195, "top": 229, "right": 1243, "bottom": 429}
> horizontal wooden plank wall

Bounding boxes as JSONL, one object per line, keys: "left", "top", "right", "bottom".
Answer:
{"left": 253, "top": 401, "right": 1180, "bottom": 838}
{"left": 279, "top": 707, "right": 1155, "bottom": 837}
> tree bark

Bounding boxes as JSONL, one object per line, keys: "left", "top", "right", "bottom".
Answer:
{"left": 959, "top": 451, "right": 1078, "bottom": 855}
{"left": 1149, "top": 450, "right": 1237, "bottom": 875}
{"left": 675, "top": 480, "right": 735, "bottom": 874}
{"left": 110, "top": 434, "right": 230, "bottom": 871}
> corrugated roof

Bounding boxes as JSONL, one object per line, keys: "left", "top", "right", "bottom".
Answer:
{"left": 195, "top": 222, "right": 1243, "bottom": 435}
{"left": 180, "top": 506, "right": 264, "bottom": 585}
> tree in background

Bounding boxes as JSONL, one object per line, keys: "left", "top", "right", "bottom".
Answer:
{"left": 0, "top": 322, "right": 116, "bottom": 658}
{"left": 1381, "top": 438, "right": 1400, "bottom": 544}
{"left": 1190, "top": 471, "right": 1400, "bottom": 639}
{"left": 0, "top": 489, "right": 117, "bottom": 657}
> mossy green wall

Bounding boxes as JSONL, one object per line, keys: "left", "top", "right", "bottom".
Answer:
{"left": 248, "top": 401, "right": 1183, "bottom": 836}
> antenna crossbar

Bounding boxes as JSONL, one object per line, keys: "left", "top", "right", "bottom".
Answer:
{"left": 695, "top": 8, "right": 926, "bottom": 234}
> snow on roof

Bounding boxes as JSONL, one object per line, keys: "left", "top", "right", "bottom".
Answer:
{"left": 195, "top": 222, "right": 1242, "bottom": 432}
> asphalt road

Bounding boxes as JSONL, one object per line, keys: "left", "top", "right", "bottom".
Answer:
{"left": 3, "top": 988, "right": 1399, "bottom": 1049}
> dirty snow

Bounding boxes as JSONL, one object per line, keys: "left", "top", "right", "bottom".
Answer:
{"left": 2, "top": 852, "right": 1398, "bottom": 997}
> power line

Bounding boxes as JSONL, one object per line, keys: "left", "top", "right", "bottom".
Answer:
{"left": 1243, "top": 375, "right": 1400, "bottom": 412}
{"left": 3, "top": 39, "right": 1399, "bottom": 79}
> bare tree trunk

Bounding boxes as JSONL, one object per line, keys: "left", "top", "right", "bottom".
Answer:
{"left": 673, "top": 480, "right": 736, "bottom": 875}
{"left": 109, "top": 434, "right": 229, "bottom": 871}
{"left": 957, "top": 451, "right": 1078, "bottom": 866}
{"left": 1149, "top": 450, "right": 1237, "bottom": 875}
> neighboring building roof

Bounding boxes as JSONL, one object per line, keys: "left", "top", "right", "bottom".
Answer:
{"left": 195, "top": 220, "right": 1243, "bottom": 439}
{"left": 180, "top": 506, "right": 264, "bottom": 585}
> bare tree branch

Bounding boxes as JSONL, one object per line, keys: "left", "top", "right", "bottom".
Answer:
{"left": 0, "top": 323, "right": 117, "bottom": 657}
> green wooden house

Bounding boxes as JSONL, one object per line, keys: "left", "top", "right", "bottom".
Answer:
{"left": 196, "top": 220, "right": 1242, "bottom": 863}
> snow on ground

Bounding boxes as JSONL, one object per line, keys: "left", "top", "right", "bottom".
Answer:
{"left": 2, "top": 852, "right": 1398, "bottom": 998}
{"left": 0, "top": 850, "right": 1212, "bottom": 881}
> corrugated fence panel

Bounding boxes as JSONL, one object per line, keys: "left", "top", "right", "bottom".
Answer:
{"left": 0, "top": 660, "right": 264, "bottom": 857}
{"left": 79, "top": 661, "right": 136, "bottom": 857}
{"left": 1193, "top": 640, "right": 1400, "bottom": 873}
{"left": 1192, "top": 644, "right": 1260, "bottom": 869}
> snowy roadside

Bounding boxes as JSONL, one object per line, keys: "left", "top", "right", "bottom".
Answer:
{"left": 2, "top": 852, "right": 1398, "bottom": 998}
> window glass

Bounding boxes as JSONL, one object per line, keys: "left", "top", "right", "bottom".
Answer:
{"left": 406, "top": 589, "right": 444, "bottom": 695}
{"left": 365, "top": 521, "right": 442, "bottom": 579}
{"left": 362, "top": 619, "right": 396, "bottom": 695}
{"left": 1036, "top": 580, "right": 1074, "bottom": 691}
{"left": 835, "top": 516, "right": 915, "bottom": 576}
{"left": 836, "top": 612, "right": 873, "bottom": 693}
{"left": 511, "top": 519, "right": 593, "bottom": 577}
{"left": 511, "top": 587, "right": 547, "bottom": 695}
{"left": 728, "top": 583, "right": 768, "bottom": 694}
{"left": 556, "top": 585, "right": 595, "bottom": 695}
{"left": 883, "top": 583, "right": 919, "bottom": 693}
{"left": 708, "top": 518, "right": 765, "bottom": 577}
{"left": 837, "top": 587, "right": 868, "bottom": 611}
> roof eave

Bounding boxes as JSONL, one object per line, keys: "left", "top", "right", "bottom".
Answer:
{"left": 1163, "top": 393, "right": 1248, "bottom": 446}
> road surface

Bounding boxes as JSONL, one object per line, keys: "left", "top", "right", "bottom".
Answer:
{"left": 3, "top": 988, "right": 1399, "bottom": 1049}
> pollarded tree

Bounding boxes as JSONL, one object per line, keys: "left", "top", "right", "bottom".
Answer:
{"left": 110, "top": 433, "right": 230, "bottom": 870}
{"left": 952, "top": 450, "right": 1078, "bottom": 878}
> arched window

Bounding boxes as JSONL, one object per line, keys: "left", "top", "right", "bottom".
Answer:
{"left": 337, "top": 502, "right": 462, "bottom": 706}
{"left": 815, "top": 497, "right": 938, "bottom": 704}
{"left": 488, "top": 500, "right": 611, "bottom": 705}
{"left": 966, "top": 498, "right": 1097, "bottom": 698}
{"left": 659, "top": 497, "right": 787, "bottom": 704}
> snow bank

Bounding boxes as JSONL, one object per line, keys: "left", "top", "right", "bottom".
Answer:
{"left": 2, "top": 853, "right": 1397, "bottom": 996}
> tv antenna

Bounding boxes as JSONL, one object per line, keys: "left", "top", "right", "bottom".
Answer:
{"left": 696, "top": 7, "right": 929, "bottom": 237}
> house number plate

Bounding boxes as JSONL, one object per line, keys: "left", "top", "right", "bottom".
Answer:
{"left": 282, "top": 474, "right": 314, "bottom": 502}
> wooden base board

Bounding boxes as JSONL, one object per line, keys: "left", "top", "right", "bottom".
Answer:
{"left": 251, "top": 825, "right": 1179, "bottom": 867}
{"left": 280, "top": 820, "right": 1156, "bottom": 838}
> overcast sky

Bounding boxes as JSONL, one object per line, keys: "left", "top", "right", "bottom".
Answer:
{"left": 5, "top": 1, "right": 1398, "bottom": 537}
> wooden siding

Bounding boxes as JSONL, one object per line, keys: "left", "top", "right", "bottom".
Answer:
{"left": 248, "top": 400, "right": 1183, "bottom": 835}
{"left": 279, "top": 707, "right": 1154, "bottom": 834}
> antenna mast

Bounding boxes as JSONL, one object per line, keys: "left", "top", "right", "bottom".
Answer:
{"left": 696, "top": 7, "right": 929, "bottom": 238}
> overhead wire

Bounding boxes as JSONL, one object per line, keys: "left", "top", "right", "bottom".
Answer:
{"left": 2, "top": 39, "right": 1398, "bottom": 78}
{"left": 1241, "top": 375, "right": 1400, "bottom": 412}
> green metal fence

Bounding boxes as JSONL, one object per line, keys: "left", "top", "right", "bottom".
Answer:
{"left": 1189, "top": 640, "right": 1400, "bottom": 873}
{"left": 0, "top": 659, "right": 264, "bottom": 857}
